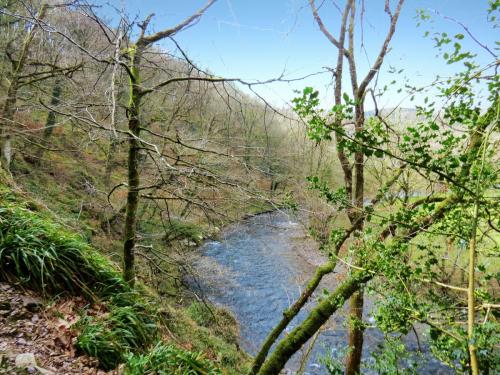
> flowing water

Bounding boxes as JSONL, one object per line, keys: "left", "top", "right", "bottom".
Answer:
{"left": 193, "top": 212, "right": 453, "bottom": 374}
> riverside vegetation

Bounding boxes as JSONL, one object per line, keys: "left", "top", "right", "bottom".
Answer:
{"left": 0, "top": 1, "right": 498, "bottom": 374}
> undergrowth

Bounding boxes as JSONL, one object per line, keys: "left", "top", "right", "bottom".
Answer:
{"left": 187, "top": 301, "right": 239, "bottom": 344}
{"left": 0, "top": 202, "right": 126, "bottom": 298}
{"left": 0, "top": 191, "right": 159, "bottom": 369}
{"left": 125, "top": 343, "right": 222, "bottom": 375}
{"left": 76, "top": 293, "right": 158, "bottom": 370}
{"left": 0, "top": 182, "right": 246, "bottom": 373}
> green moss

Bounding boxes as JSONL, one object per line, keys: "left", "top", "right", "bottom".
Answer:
{"left": 162, "top": 220, "right": 205, "bottom": 244}
{"left": 186, "top": 301, "right": 239, "bottom": 344}
{"left": 166, "top": 305, "right": 250, "bottom": 373}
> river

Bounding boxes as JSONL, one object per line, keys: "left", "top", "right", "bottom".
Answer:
{"left": 193, "top": 211, "right": 453, "bottom": 374}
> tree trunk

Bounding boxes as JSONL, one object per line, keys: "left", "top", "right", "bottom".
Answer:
{"left": 0, "top": 3, "right": 47, "bottom": 172}
{"left": 123, "top": 109, "right": 140, "bottom": 286}
{"left": 345, "top": 290, "right": 364, "bottom": 374}
{"left": 257, "top": 272, "right": 372, "bottom": 375}
{"left": 122, "top": 44, "right": 143, "bottom": 287}
{"left": 103, "top": 22, "right": 123, "bottom": 190}
{"left": 467, "top": 199, "right": 479, "bottom": 375}
{"left": 0, "top": 80, "right": 18, "bottom": 171}
{"left": 345, "top": 105, "right": 365, "bottom": 374}
{"left": 119, "top": 0, "right": 217, "bottom": 285}
{"left": 36, "top": 79, "right": 62, "bottom": 163}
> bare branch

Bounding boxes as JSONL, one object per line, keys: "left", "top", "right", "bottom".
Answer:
{"left": 139, "top": 0, "right": 216, "bottom": 46}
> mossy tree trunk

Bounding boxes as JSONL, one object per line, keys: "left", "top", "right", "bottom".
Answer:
{"left": 0, "top": 3, "right": 48, "bottom": 172}
{"left": 0, "top": 79, "right": 19, "bottom": 171}
{"left": 250, "top": 260, "right": 337, "bottom": 374}
{"left": 258, "top": 271, "right": 372, "bottom": 375}
{"left": 119, "top": 0, "right": 216, "bottom": 286}
{"left": 36, "top": 78, "right": 62, "bottom": 163}
{"left": 123, "top": 46, "right": 143, "bottom": 286}
{"left": 257, "top": 194, "right": 458, "bottom": 375}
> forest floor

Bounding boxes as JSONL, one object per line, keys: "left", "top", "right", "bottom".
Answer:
{"left": 0, "top": 283, "right": 113, "bottom": 375}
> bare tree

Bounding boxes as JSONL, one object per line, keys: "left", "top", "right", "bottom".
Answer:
{"left": 0, "top": 1, "right": 81, "bottom": 171}
{"left": 118, "top": 0, "right": 222, "bottom": 286}
{"left": 250, "top": 1, "right": 405, "bottom": 373}
{"left": 310, "top": 2, "right": 404, "bottom": 373}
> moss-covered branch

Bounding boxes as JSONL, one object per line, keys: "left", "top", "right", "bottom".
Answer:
{"left": 257, "top": 271, "right": 371, "bottom": 375}
{"left": 257, "top": 194, "right": 460, "bottom": 374}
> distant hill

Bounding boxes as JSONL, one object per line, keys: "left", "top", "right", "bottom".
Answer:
{"left": 366, "top": 107, "right": 419, "bottom": 124}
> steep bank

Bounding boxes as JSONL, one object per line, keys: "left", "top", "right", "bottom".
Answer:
{"left": 0, "top": 175, "right": 249, "bottom": 374}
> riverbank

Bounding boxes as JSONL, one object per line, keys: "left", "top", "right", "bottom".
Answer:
{"left": 193, "top": 211, "right": 455, "bottom": 374}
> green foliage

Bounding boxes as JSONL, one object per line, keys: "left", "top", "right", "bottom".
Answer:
{"left": 125, "top": 343, "right": 222, "bottom": 375}
{"left": 163, "top": 220, "right": 205, "bottom": 244}
{"left": 292, "top": 87, "right": 388, "bottom": 158}
{"left": 429, "top": 325, "right": 468, "bottom": 371}
{"left": 0, "top": 202, "right": 126, "bottom": 298}
{"left": 367, "top": 336, "right": 419, "bottom": 375}
{"left": 488, "top": 0, "right": 499, "bottom": 23}
{"left": 76, "top": 299, "right": 158, "bottom": 370}
{"left": 292, "top": 87, "right": 355, "bottom": 144}
{"left": 319, "top": 347, "right": 348, "bottom": 375}
{"left": 307, "top": 176, "right": 348, "bottom": 209}
{"left": 430, "top": 322, "right": 500, "bottom": 373}
{"left": 294, "top": 12, "right": 498, "bottom": 370}
{"left": 474, "top": 322, "right": 500, "bottom": 373}
{"left": 374, "top": 295, "right": 415, "bottom": 335}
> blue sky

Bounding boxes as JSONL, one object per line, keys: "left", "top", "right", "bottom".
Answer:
{"left": 100, "top": 0, "right": 497, "bottom": 109}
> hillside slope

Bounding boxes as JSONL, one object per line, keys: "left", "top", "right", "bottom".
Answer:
{"left": 0, "top": 174, "right": 249, "bottom": 374}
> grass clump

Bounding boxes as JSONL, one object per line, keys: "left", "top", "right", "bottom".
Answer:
{"left": 76, "top": 300, "right": 158, "bottom": 370}
{"left": 125, "top": 343, "right": 222, "bottom": 375}
{"left": 75, "top": 318, "right": 124, "bottom": 370}
{"left": 0, "top": 194, "right": 158, "bottom": 370}
{"left": 0, "top": 203, "right": 126, "bottom": 298}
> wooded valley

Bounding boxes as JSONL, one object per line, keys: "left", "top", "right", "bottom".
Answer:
{"left": 0, "top": 0, "right": 498, "bottom": 374}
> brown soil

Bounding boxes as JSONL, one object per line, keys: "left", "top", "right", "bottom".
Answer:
{"left": 0, "top": 282, "right": 116, "bottom": 375}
